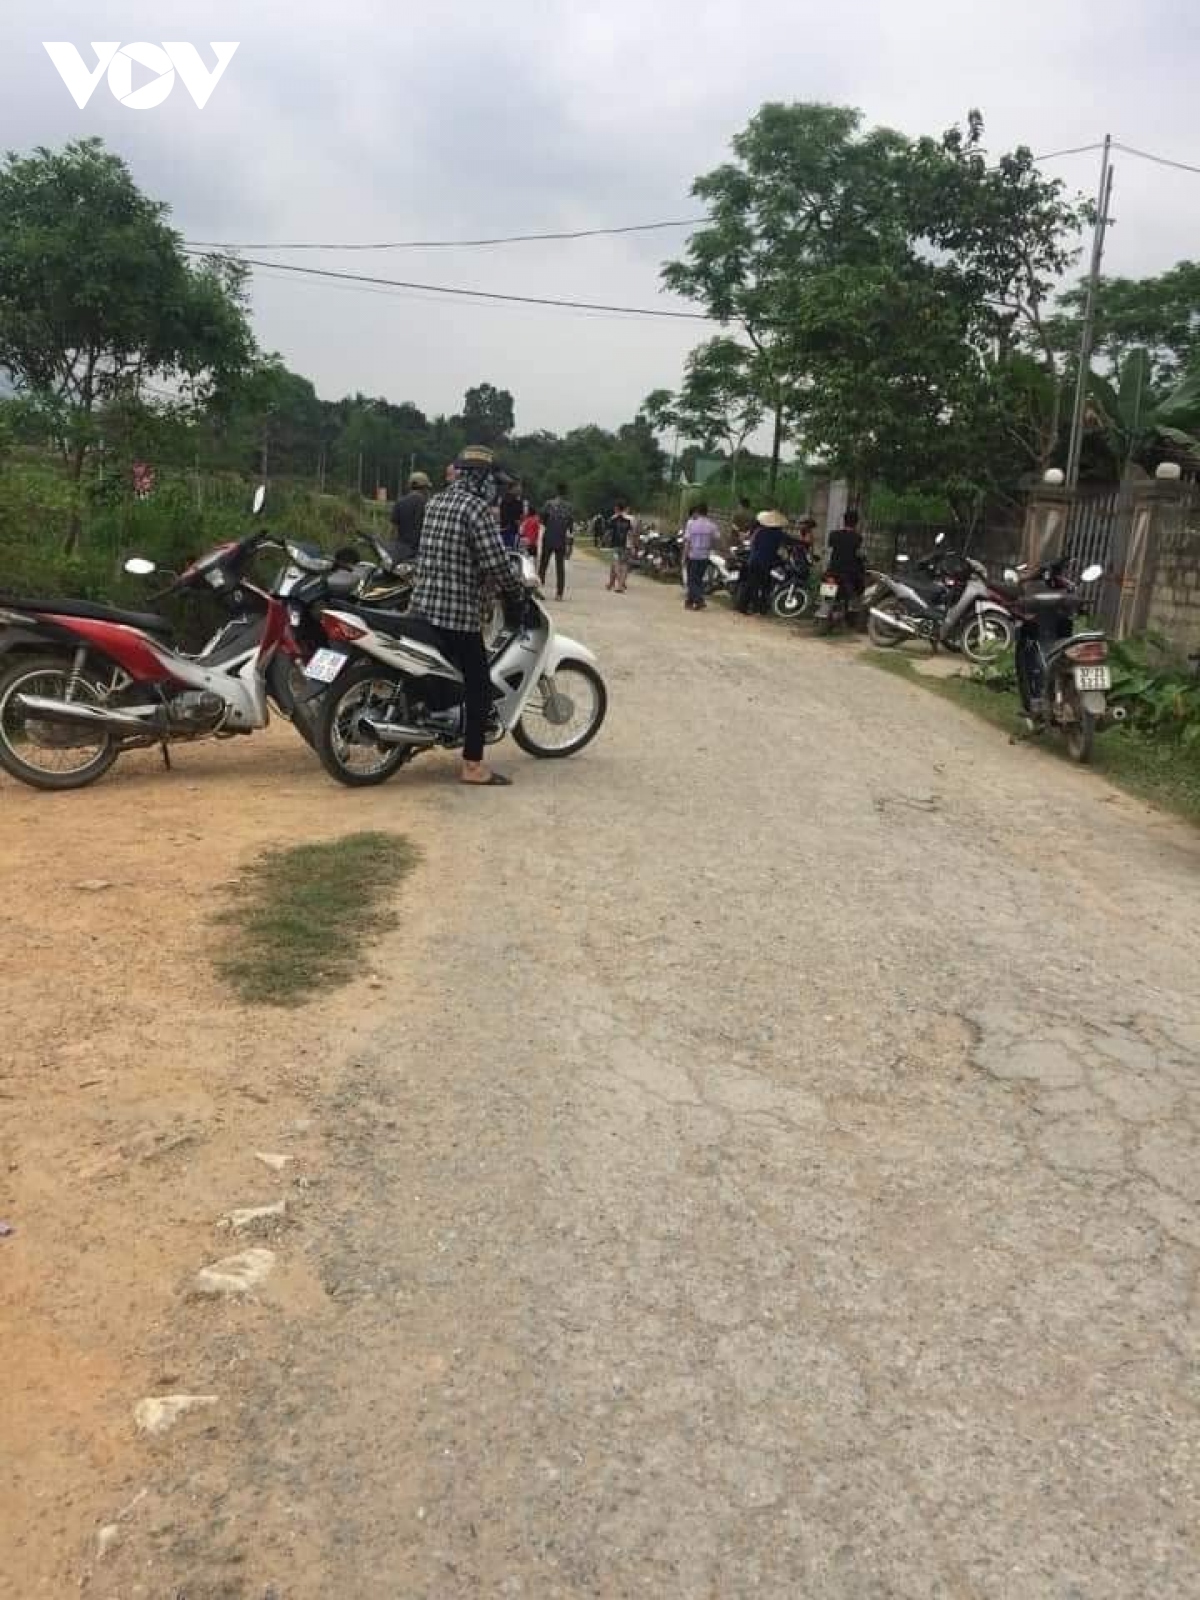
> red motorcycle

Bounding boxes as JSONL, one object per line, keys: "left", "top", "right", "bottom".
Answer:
{"left": 0, "top": 489, "right": 311, "bottom": 790}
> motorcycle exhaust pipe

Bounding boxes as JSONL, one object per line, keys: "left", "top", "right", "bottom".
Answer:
{"left": 359, "top": 718, "right": 438, "bottom": 747}
{"left": 14, "top": 693, "right": 151, "bottom": 734}
{"left": 869, "top": 606, "right": 921, "bottom": 637}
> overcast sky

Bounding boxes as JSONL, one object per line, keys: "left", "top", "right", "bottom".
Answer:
{"left": 4, "top": 1, "right": 1199, "bottom": 435}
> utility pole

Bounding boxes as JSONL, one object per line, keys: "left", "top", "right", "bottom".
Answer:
{"left": 1065, "top": 135, "right": 1114, "bottom": 490}
{"left": 357, "top": 451, "right": 364, "bottom": 498}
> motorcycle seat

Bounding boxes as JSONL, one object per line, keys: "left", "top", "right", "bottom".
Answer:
{"left": 2, "top": 595, "right": 174, "bottom": 635}
{"left": 334, "top": 605, "right": 452, "bottom": 654}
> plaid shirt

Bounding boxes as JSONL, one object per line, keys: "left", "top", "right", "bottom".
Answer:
{"left": 411, "top": 482, "right": 524, "bottom": 632}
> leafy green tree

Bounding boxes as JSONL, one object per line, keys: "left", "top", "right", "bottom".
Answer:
{"left": 1087, "top": 349, "right": 1200, "bottom": 477}
{"left": 460, "top": 382, "right": 515, "bottom": 446}
{"left": 644, "top": 338, "right": 764, "bottom": 492}
{"left": 0, "top": 139, "right": 254, "bottom": 549}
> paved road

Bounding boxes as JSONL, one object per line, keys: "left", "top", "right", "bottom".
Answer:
{"left": 137, "top": 555, "right": 1200, "bottom": 1597}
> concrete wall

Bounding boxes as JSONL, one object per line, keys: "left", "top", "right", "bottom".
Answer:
{"left": 1146, "top": 512, "right": 1200, "bottom": 656}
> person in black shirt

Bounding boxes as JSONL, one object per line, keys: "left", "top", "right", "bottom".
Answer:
{"left": 826, "top": 508, "right": 866, "bottom": 601}
{"left": 498, "top": 479, "right": 523, "bottom": 550}
{"left": 736, "top": 509, "right": 789, "bottom": 614}
{"left": 605, "top": 501, "right": 634, "bottom": 593}
{"left": 390, "top": 471, "right": 432, "bottom": 562}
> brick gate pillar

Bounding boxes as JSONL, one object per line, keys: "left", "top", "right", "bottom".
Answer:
{"left": 1114, "top": 469, "right": 1190, "bottom": 639}
{"left": 1021, "top": 473, "right": 1074, "bottom": 569}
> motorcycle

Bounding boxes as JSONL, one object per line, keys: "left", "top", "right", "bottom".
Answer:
{"left": 642, "top": 532, "right": 682, "bottom": 580}
{"left": 271, "top": 532, "right": 417, "bottom": 740}
{"left": 0, "top": 488, "right": 318, "bottom": 791}
{"left": 814, "top": 569, "right": 861, "bottom": 634}
{"left": 867, "top": 538, "right": 1014, "bottom": 663}
{"left": 305, "top": 552, "right": 608, "bottom": 787}
{"left": 770, "top": 544, "right": 814, "bottom": 620}
{"left": 1006, "top": 557, "right": 1114, "bottom": 763}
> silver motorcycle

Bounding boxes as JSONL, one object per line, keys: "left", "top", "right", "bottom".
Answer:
{"left": 866, "top": 535, "right": 1014, "bottom": 664}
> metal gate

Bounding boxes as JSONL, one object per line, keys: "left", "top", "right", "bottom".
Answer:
{"left": 1064, "top": 489, "right": 1126, "bottom": 628}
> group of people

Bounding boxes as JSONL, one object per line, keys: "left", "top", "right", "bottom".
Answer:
{"left": 390, "top": 468, "right": 576, "bottom": 602}
{"left": 681, "top": 497, "right": 866, "bottom": 617}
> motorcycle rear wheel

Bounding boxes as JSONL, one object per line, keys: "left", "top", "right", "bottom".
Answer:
{"left": 0, "top": 654, "right": 120, "bottom": 790}
{"left": 1064, "top": 691, "right": 1096, "bottom": 764}
{"left": 867, "top": 598, "right": 908, "bottom": 648}
{"left": 314, "top": 662, "right": 420, "bottom": 787}
{"left": 962, "top": 614, "right": 1014, "bottom": 666}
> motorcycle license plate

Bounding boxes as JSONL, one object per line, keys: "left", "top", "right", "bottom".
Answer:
{"left": 304, "top": 648, "right": 347, "bottom": 683}
{"left": 1074, "top": 665, "right": 1111, "bottom": 692}
{"left": 820, "top": 582, "right": 839, "bottom": 598}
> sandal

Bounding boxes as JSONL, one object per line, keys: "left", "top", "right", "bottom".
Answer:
{"left": 460, "top": 771, "right": 512, "bottom": 787}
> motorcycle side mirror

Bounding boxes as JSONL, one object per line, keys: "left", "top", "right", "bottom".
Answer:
{"left": 1003, "top": 567, "right": 1019, "bottom": 582}
{"left": 124, "top": 557, "right": 156, "bottom": 576}
{"left": 252, "top": 485, "right": 267, "bottom": 515}
{"left": 1081, "top": 563, "right": 1104, "bottom": 583}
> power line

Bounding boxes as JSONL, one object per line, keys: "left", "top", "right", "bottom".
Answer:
{"left": 184, "top": 146, "right": 1103, "bottom": 255}
{"left": 1113, "top": 141, "right": 1200, "bottom": 177}
{"left": 184, "top": 249, "right": 713, "bottom": 322}
{"left": 184, "top": 217, "right": 710, "bottom": 252}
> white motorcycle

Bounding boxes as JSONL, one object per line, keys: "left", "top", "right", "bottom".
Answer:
{"left": 305, "top": 553, "right": 607, "bottom": 786}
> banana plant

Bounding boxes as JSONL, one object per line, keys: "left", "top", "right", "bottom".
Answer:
{"left": 1088, "top": 348, "right": 1200, "bottom": 476}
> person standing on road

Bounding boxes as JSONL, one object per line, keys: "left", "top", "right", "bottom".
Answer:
{"left": 736, "top": 509, "right": 789, "bottom": 615}
{"left": 682, "top": 502, "right": 720, "bottom": 610}
{"left": 539, "top": 482, "right": 574, "bottom": 600}
{"left": 519, "top": 507, "right": 541, "bottom": 554}
{"left": 826, "top": 508, "right": 866, "bottom": 610}
{"left": 410, "top": 445, "right": 526, "bottom": 788}
{"left": 389, "top": 471, "right": 432, "bottom": 563}
{"left": 498, "top": 478, "right": 524, "bottom": 550}
{"left": 605, "top": 501, "right": 635, "bottom": 593}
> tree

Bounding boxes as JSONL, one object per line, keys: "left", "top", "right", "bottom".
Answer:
{"left": 666, "top": 104, "right": 1089, "bottom": 505}
{"left": 460, "top": 382, "right": 515, "bottom": 446}
{"left": 0, "top": 138, "right": 254, "bottom": 548}
{"left": 1062, "top": 262, "right": 1200, "bottom": 391}
{"left": 1086, "top": 349, "right": 1200, "bottom": 478}
{"left": 644, "top": 339, "right": 764, "bottom": 491}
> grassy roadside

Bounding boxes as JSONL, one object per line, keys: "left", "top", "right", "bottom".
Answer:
{"left": 863, "top": 650, "right": 1200, "bottom": 827}
{"left": 214, "top": 831, "right": 420, "bottom": 1005}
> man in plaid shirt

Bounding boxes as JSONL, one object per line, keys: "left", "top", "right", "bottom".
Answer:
{"left": 411, "top": 445, "right": 527, "bottom": 788}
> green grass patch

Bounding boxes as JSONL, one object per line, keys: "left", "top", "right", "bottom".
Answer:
{"left": 862, "top": 651, "right": 1200, "bottom": 826}
{"left": 214, "top": 831, "right": 419, "bottom": 1006}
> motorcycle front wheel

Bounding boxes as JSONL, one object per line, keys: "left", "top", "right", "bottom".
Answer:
{"left": 772, "top": 583, "right": 810, "bottom": 620}
{"left": 0, "top": 654, "right": 120, "bottom": 790}
{"left": 314, "top": 663, "right": 420, "bottom": 787}
{"left": 867, "top": 597, "right": 908, "bottom": 648}
{"left": 512, "top": 661, "right": 608, "bottom": 759}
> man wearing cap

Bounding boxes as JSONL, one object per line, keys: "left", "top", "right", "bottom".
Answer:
{"left": 736, "top": 509, "right": 790, "bottom": 615}
{"left": 410, "top": 445, "right": 527, "bottom": 787}
{"left": 390, "top": 471, "right": 433, "bottom": 563}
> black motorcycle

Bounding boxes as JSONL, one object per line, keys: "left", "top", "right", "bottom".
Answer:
{"left": 770, "top": 544, "right": 814, "bottom": 620}
{"left": 1006, "top": 556, "right": 1113, "bottom": 762}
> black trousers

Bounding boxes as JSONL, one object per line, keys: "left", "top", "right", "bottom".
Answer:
{"left": 737, "top": 565, "right": 771, "bottom": 613}
{"left": 539, "top": 545, "right": 566, "bottom": 597}
{"left": 432, "top": 627, "right": 491, "bottom": 763}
